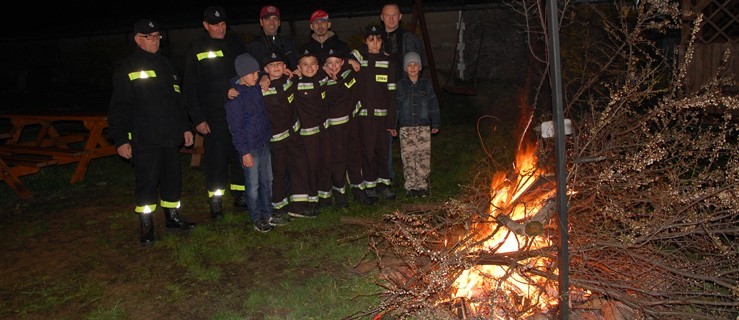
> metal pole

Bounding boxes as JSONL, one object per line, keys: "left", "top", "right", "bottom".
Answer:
{"left": 545, "top": 0, "right": 570, "bottom": 318}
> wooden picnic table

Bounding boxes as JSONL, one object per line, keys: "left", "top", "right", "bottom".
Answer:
{"left": 0, "top": 112, "right": 117, "bottom": 200}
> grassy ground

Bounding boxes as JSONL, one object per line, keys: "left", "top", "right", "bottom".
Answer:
{"left": 0, "top": 80, "right": 520, "bottom": 319}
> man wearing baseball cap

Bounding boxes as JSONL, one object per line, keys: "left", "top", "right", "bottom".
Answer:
{"left": 298, "top": 9, "right": 350, "bottom": 66}
{"left": 183, "top": 5, "right": 250, "bottom": 221}
{"left": 245, "top": 4, "right": 298, "bottom": 70}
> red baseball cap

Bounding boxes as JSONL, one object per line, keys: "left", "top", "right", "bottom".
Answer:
{"left": 310, "top": 10, "right": 329, "bottom": 23}
{"left": 260, "top": 5, "right": 281, "bottom": 19}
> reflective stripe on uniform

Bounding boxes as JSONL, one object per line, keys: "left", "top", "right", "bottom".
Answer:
{"left": 135, "top": 204, "right": 157, "bottom": 213}
{"left": 300, "top": 125, "right": 320, "bottom": 136}
{"left": 327, "top": 115, "right": 350, "bottom": 126}
{"left": 270, "top": 128, "right": 291, "bottom": 142}
{"left": 196, "top": 50, "right": 224, "bottom": 61}
{"left": 128, "top": 70, "right": 156, "bottom": 81}
{"left": 374, "top": 109, "right": 388, "bottom": 116}
{"left": 160, "top": 200, "right": 181, "bottom": 209}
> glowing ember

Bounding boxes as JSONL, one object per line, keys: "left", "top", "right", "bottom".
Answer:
{"left": 450, "top": 141, "right": 559, "bottom": 318}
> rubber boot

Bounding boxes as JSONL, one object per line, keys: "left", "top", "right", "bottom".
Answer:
{"left": 164, "top": 208, "right": 196, "bottom": 230}
{"left": 334, "top": 192, "right": 349, "bottom": 208}
{"left": 352, "top": 188, "right": 373, "bottom": 205}
{"left": 377, "top": 184, "right": 396, "bottom": 200}
{"left": 232, "top": 190, "right": 248, "bottom": 212}
{"left": 139, "top": 212, "right": 155, "bottom": 245}
{"left": 209, "top": 196, "right": 224, "bottom": 221}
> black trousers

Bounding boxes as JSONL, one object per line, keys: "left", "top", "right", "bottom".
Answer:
{"left": 203, "top": 123, "right": 245, "bottom": 194}
{"left": 270, "top": 134, "right": 310, "bottom": 210}
{"left": 359, "top": 115, "right": 391, "bottom": 186}
{"left": 134, "top": 145, "right": 182, "bottom": 206}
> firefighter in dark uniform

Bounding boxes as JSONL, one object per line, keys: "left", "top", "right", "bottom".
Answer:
{"left": 349, "top": 25, "right": 398, "bottom": 201}
{"left": 288, "top": 50, "right": 329, "bottom": 217}
{"left": 323, "top": 48, "right": 365, "bottom": 206}
{"left": 108, "top": 18, "right": 195, "bottom": 245}
{"left": 261, "top": 51, "right": 311, "bottom": 220}
{"left": 184, "top": 6, "right": 248, "bottom": 220}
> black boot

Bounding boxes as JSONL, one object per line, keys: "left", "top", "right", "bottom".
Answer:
{"left": 232, "top": 191, "right": 248, "bottom": 212}
{"left": 209, "top": 196, "right": 224, "bottom": 221}
{"left": 139, "top": 213, "right": 155, "bottom": 245}
{"left": 164, "top": 208, "right": 196, "bottom": 230}
{"left": 352, "top": 188, "right": 373, "bottom": 205}
{"left": 377, "top": 184, "right": 396, "bottom": 200}
{"left": 334, "top": 192, "right": 349, "bottom": 208}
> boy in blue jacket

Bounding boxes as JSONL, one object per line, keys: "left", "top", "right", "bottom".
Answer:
{"left": 395, "top": 52, "right": 440, "bottom": 198}
{"left": 225, "top": 53, "right": 274, "bottom": 233}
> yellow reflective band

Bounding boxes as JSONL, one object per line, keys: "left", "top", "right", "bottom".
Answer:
{"left": 127, "top": 132, "right": 132, "bottom": 140}
{"left": 318, "top": 190, "right": 332, "bottom": 198}
{"left": 230, "top": 184, "right": 245, "bottom": 191}
{"left": 327, "top": 79, "right": 337, "bottom": 86}
{"left": 358, "top": 109, "right": 369, "bottom": 116}
{"left": 273, "top": 198, "right": 289, "bottom": 209}
{"left": 300, "top": 126, "right": 321, "bottom": 136}
{"left": 196, "top": 50, "right": 224, "bottom": 61}
{"left": 270, "top": 129, "right": 291, "bottom": 142}
{"left": 378, "top": 178, "right": 392, "bottom": 185}
{"left": 287, "top": 93, "right": 294, "bottom": 103}
{"left": 360, "top": 61, "right": 368, "bottom": 67}
{"left": 208, "top": 189, "right": 225, "bottom": 197}
{"left": 263, "top": 87, "right": 277, "bottom": 96}
{"left": 323, "top": 119, "right": 330, "bottom": 129}
{"left": 328, "top": 115, "right": 350, "bottom": 126}
{"left": 352, "top": 101, "right": 362, "bottom": 117}
{"left": 135, "top": 204, "right": 157, "bottom": 213}
{"left": 374, "top": 109, "right": 388, "bottom": 116}
{"left": 341, "top": 69, "right": 351, "bottom": 80}
{"left": 293, "top": 121, "right": 301, "bottom": 132}
{"left": 387, "top": 83, "right": 396, "bottom": 91}
{"left": 128, "top": 70, "right": 156, "bottom": 81}
{"left": 283, "top": 80, "right": 293, "bottom": 91}
{"left": 160, "top": 200, "right": 181, "bottom": 208}
{"left": 344, "top": 78, "right": 356, "bottom": 88}
{"left": 376, "top": 74, "right": 388, "bottom": 83}
{"left": 375, "top": 61, "right": 389, "bottom": 68}
{"left": 350, "top": 49, "right": 364, "bottom": 61}
{"left": 173, "top": 84, "right": 180, "bottom": 93}
{"left": 290, "top": 194, "right": 310, "bottom": 202}
{"left": 321, "top": 91, "right": 326, "bottom": 99}
{"left": 332, "top": 185, "right": 347, "bottom": 193}
{"left": 298, "top": 82, "right": 314, "bottom": 90}
{"left": 319, "top": 78, "right": 328, "bottom": 86}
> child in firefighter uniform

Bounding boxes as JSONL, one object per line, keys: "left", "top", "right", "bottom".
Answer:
{"left": 323, "top": 48, "right": 365, "bottom": 206}
{"left": 108, "top": 19, "right": 195, "bottom": 245}
{"left": 261, "top": 51, "right": 311, "bottom": 221}
{"left": 289, "top": 49, "right": 330, "bottom": 216}
{"left": 349, "top": 25, "right": 398, "bottom": 202}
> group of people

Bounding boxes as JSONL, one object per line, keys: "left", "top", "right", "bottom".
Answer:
{"left": 108, "top": 3, "right": 441, "bottom": 245}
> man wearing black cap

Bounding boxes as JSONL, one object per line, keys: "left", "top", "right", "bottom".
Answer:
{"left": 183, "top": 5, "right": 249, "bottom": 221}
{"left": 245, "top": 4, "right": 298, "bottom": 70}
{"left": 298, "top": 9, "right": 350, "bottom": 67}
{"left": 108, "top": 18, "right": 196, "bottom": 245}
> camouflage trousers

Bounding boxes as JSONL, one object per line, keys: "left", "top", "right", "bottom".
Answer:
{"left": 399, "top": 126, "right": 431, "bottom": 191}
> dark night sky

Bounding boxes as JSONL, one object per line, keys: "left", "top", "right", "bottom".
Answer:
{"left": 4, "top": 0, "right": 491, "bottom": 40}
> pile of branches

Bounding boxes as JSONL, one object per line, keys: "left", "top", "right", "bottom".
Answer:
{"left": 349, "top": 0, "right": 738, "bottom": 319}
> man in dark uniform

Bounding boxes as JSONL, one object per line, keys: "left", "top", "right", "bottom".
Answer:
{"left": 298, "top": 9, "right": 350, "bottom": 66}
{"left": 184, "top": 6, "right": 248, "bottom": 220}
{"left": 246, "top": 4, "right": 299, "bottom": 70}
{"left": 108, "top": 18, "right": 195, "bottom": 246}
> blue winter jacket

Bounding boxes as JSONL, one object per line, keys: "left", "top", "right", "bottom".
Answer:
{"left": 395, "top": 76, "right": 440, "bottom": 129}
{"left": 225, "top": 76, "right": 271, "bottom": 156}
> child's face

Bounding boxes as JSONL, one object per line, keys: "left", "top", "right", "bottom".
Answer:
{"left": 365, "top": 35, "right": 382, "bottom": 54}
{"left": 325, "top": 57, "right": 344, "bottom": 74}
{"left": 264, "top": 61, "right": 285, "bottom": 79}
{"left": 297, "top": 56, "right": 319, "bottom": 77}
{"left": 241, "top": 71, "right": 260, "bottom": 86}
{"left": 405, "top": 62, "right": 420, "bottom": 78}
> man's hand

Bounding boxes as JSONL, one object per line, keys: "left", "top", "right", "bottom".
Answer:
{"left": 227, "top": 88, "right": 239, "bottom": 100}
{"left": 388, "top": 129, "right": 397, "bottom": 137}
{"left": 348, "top": 59, "right": 360, "bottom": 72}
{"left": 195, "top": 121, "right": 210, "bottom": 135}
{"left": 291, "top": 68, "right": 301, "bottom": 78}
{"left": 431, "top": 128, "right": 440, "bottom": 135}
{"left": 117, "top": 143, "right": 132, "bottom": 159}
{"left": 183, "top": 131, "right": 194, "bottom": 147}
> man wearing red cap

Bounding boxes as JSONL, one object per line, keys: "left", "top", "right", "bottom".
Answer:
{"left": 245, "top": 5, "right": 298, "bottom": 70}
{"left": 298, "top": 9, "right": 350, "bottom": 66}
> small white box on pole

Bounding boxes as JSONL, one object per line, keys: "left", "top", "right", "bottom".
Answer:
{"left": 541, "top": 119, "right": 572, "bottom": 138}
